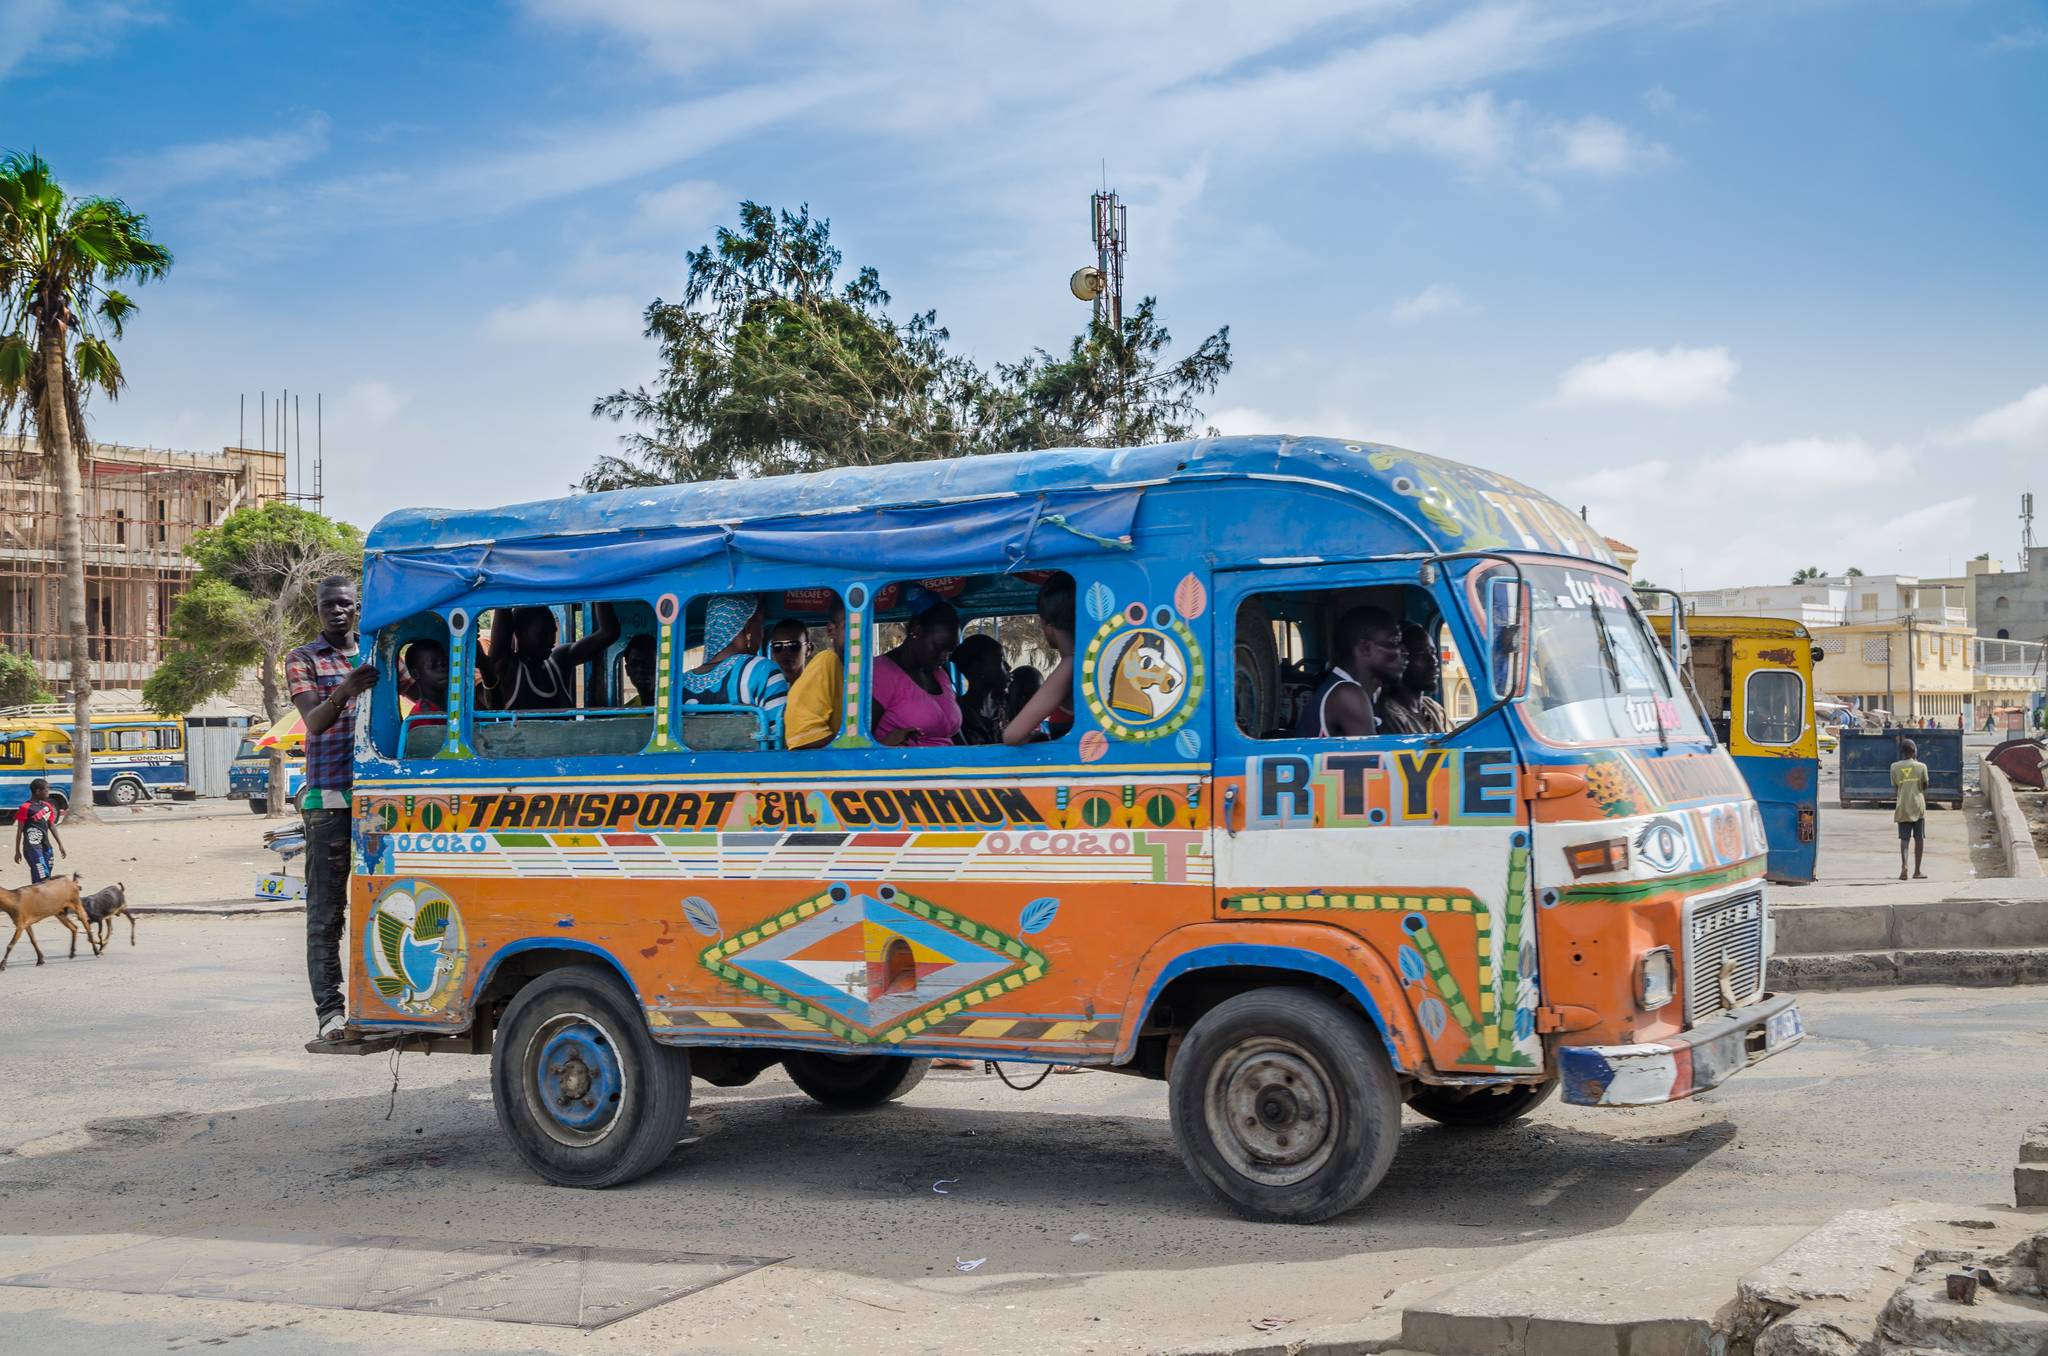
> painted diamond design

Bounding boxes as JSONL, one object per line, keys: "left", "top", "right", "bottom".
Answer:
{"left": 702, "top": 883, "right": 1048, "bottom": 1044}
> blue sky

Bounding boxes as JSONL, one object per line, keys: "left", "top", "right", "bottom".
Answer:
{"left": 3, "top": 0, "right": 2045, "bottom": 590}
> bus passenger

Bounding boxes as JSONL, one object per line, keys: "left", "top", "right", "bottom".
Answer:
{"left": 768, "top": 619, "right": 807, "bottom": 686}
{"left": 679, "top": 595, "right": 789, "bottom": 736}
{"left": 401, "top": 638, "right": 450, "bottom": 722}
{"left": 1295, "top": 606, "right": 1403, "bottom": 738}
{"left": 1380, "top": 621, "right": 1449, "bottom": 735}
{"left": 786, "top": 600, "right": 845, "bottom": 750}
{"left": 1005, "top": 665, "right": 1043, "bottom": 727}
{"left": 478, "top": 602, "right": 621, "bottom": 711}
{"left": 872, "top": 599, "right": 962, "bottom": 747}
{"left": 622, "top": 634, "right": 658, "bottom": 707}
{"left": 1003, "top": 574, "right": 1075, "bottom": 745}
{"left": 954, "top": 634, "right": 1009, "bottom": 744}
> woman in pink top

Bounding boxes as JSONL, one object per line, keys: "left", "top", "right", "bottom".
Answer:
{"left": 871, "top": 600, "right": 962, "bottom": 747}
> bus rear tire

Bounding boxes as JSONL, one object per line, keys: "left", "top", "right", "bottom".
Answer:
{"left": 1407, "top": 1079, "right": 1555, "bottom": 1128}
{"left": 491, "top": 964, "right": 691, "bottom": 1189}
{"left": 1168, "top": 988, "right": 1401, "bottom": 1224}
{"left": 782, "top": 1052, "right": 930, "bottom": 1109}
{"left": 107, "top": 779, "right": 144, "bottom": 807}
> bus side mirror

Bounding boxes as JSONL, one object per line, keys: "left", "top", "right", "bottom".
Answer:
{"left": 1487, "top": 576, "right": 1532, "bottom": 701}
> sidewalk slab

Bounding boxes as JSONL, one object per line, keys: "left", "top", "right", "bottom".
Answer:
{"left": 1398, "top": 1225, "right": 1805, "bottom": 1356}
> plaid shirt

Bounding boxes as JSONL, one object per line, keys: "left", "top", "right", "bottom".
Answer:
{"left": 285, "top": 633, "right": 363, "bottom": 799}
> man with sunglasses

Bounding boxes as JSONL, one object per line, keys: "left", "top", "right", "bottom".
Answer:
{"left": 768, "top": 618, "right": 807, "bottom": 686}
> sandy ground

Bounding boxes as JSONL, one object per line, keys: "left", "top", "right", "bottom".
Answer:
{"left": 1, "top": 914, "right": 2044, "bottom": 1354}
{"left": 12, "top": 800, "right": 284, "bottom": 906}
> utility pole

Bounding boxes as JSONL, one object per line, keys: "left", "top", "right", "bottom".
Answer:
{"left": 1904, "top": 613, "right": 1917, "bottom": 722}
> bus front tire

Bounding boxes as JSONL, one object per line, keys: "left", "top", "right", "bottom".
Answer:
{"left": 781, "top": 1052, "right": 930, "bottom": 1109}
{"left": 491, "top": 964, "right": 691, "bottom": 1189}
{"left": 106, "top": 779, "right": 143, "bottom": 807}
{"left": 1168, "top": 988, "right": 1401, "bottom": 1224}
{"left": 247, "top": 797, "right": 268, "bottom": 814}
{"left": 1407, "top": 1079, "right": 1555, "bottom": 1128}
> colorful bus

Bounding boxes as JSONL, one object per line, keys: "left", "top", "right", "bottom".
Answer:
{"left": 1646, "top": 612, "right": 1821, "bottom": 884}
{"left": 333, "top": 435, "right": 1803, "bottom": 1222}
{"left": 0, "top": 705, "right": 189, "bottom": 811}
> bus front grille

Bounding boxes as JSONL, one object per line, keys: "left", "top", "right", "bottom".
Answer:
{"left": 1684, "top": 888, "right": 1766, "bottom": 1023}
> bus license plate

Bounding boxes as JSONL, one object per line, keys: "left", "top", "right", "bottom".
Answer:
{"left": 1765, "top": 1007, "right": 1803, "bottom": 1048}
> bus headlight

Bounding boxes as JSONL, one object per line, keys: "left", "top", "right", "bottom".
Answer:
{"left": 1638, "top": 947, "right": 1676, "bottom": 1011}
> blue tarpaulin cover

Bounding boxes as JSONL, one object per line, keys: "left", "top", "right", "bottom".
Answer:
{"left": 361, "top": 435, "right": 1613, "bottom": 631}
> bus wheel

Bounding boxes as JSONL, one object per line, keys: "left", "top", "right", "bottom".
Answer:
{"left": 1169, "top": 989, "right": 1401, "bottom": 1223}
{"left": 248, "top": 797, "right": 269, "bottom": 814}
{"left": 782, "top": 1052, "right": 930, "bottom": 1109}
{"left": 1407, "top": 1079, "right": 1555, "bottom": 1128}
{"left": 491, "top": 965, "right": 691, "bottom": 1188}
{"left": 107, "top": 779, "right": 143, "bottom": 807}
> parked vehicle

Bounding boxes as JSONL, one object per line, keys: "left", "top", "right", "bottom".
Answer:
{"left": 327, "top": 435, "right": 1803, "bottom": 1222}
{"left": 1644, "top": 613, "right": 1820, "bottom": 884}
{"left": 1839, "top": 728, "right": 1964, "bottom": 810}
{"left": 229, "top": 727, "right": 306, "bottom": 812}
{"left": 0, "top": 704, "right": 189, "bottom": 811}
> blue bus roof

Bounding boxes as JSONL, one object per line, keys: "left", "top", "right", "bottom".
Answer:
{"left": 361, "top": 435, "right": 1614, "bottom": 630}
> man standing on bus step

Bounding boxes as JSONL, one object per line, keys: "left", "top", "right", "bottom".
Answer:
{"left": 287, "top": 575, "right": 380, "bottom": 1041}
{"left": 1891, "top": 737, "right": 1929, "bottom": 882}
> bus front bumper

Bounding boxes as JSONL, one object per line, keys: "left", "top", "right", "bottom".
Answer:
{"left": 1557, "top": 993, "right": 1804, "bottom": 1107}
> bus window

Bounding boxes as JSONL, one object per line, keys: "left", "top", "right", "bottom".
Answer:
{"left": 1745, "top": 668, "right": 1804, "bottom": 746}
{"left": 377, "top": 615, "right": 456, "bottom": 760}
{"left": 1237, "top": 586, "right": 1464, "bottom": 740}
{"left": 674, "top": 592, "right": 814, "bottom": 752}
{"left": 867, "top": 573, "right": 1074, "bottom": 748}
{"left": 467, "top": 600, "right": 654, "bottom": 760}
{"left": 0, "top": 738, "right": 23, "bottom": 766}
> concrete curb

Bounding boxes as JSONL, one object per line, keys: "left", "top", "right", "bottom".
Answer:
{"left": 1775, "top": 891, "right": 2048, "bottom": 955}
{"left": 1982, "top": 757, "right": 2045, "bottom": 878}
{"left": 1771, "top": 946, "right": 2048, "bottom": 991}
{"left": 130, "top": 902, "right": 305, "bottom": 917}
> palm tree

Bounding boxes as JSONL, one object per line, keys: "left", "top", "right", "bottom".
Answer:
{"left": 1790, "top": 566, "right": 1827, "bottom": 584}
{"left": 0, "top": 153, "right": 172, "bottom": 823}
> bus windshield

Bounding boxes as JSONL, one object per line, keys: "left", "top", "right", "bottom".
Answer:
{"left": 1519, "top": 562, "right": 1708, "bottom": 746}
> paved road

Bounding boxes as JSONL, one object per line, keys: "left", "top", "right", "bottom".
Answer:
{"left": 2, "top": 916, "right": 2043, "bottom": 1353}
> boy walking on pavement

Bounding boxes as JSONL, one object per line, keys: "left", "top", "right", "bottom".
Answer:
{"left": 12, "top": 778, "right": 64, "bottom": 883}
{"left": 286, "top": 576, "right": 379, "bottom": 1041}
{"left": 1891, "top": 738, "right": 1928, "bottom": 881}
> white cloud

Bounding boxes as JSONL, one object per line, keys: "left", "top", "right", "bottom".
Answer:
{"left": 1641, "top": 83, "right": 1678, "bottom": 116}
{"left": 106, "top": 113, "right": 332, "bottom": 197}
{"left": 483, "top": 293, "right": 644, "bottom": 346}
{"left": 632, "top": 178, "right": 729, "bottom": 235}
{"left": 1989, "top": 27, "right": 2047, "bottom": 53}
{"left": 1552, "top": 345, "right": 1737, "bottom": 408}
{"left": 0, "top": 0, "right": 160, "bottom": 84}
{"left": 1947, "top": 383, "right": 2048, "bottom": 447}
{"left": 335, "top": 379, "right": 407, "bottom": 429}
{"left": 1389, "top": 282, "right": 1472, "bottom": 323}
{"left": 1706, "top": 435, "right": 1911, "bottom": 487}
{"left": 1538, "top": 115, "right": 1671, "bottom": 175}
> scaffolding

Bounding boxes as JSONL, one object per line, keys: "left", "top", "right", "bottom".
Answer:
{"left": 0, "top": 436, "right": 287, "bottom": 687}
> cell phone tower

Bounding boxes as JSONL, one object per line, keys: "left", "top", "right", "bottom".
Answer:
{"left": 1068, "top": 188, "right": 1127, "bottom": 329}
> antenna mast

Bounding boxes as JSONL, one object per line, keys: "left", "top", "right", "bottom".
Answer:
{"left": 1089, "top": 189, "right": 1127, "bottom": 329}
{"left": 2024, "top": 492, "right": 2036, "bottom": 565}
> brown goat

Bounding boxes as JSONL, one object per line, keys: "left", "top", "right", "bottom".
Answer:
{"left": 0, "top": 875, "right": 90, "bottom": 969}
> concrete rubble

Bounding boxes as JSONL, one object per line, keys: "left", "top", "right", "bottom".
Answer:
{"left": 2019, "top": 1124, "right": 2048, "bottom": 1210}
{"left": 1155, "top": 1207, "right": 2048, "bottom": 1356}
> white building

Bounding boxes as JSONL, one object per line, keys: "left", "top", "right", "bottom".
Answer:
{"left": 1679, "top": 573, "right": 1966, "bottom": 628}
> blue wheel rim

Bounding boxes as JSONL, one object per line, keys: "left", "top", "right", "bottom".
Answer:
{"left": 527, "top": 1013, "right": 626, "bottom": 1146}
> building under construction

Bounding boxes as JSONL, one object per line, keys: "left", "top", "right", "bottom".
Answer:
{"left": 0, "top": 436, "right": 287, "bottom": 689}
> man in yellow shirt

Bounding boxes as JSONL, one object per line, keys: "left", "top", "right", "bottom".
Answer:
{"left": 786, "top": 600, "right": 846, "bottom": 750}
{"left": 1891, "top": 738, "right": 1928, "bottom": 881}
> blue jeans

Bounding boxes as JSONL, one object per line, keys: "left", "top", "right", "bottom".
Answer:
{"left": 23, "top": 843, "right": 53, "bottom": 883}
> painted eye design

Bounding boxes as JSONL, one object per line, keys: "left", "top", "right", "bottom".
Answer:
{"left": 1634, "top": 817, "right": 1688, "bottom": 873}
{"left": 1391, "top": 475, "right": 1417, "bottom": 495}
